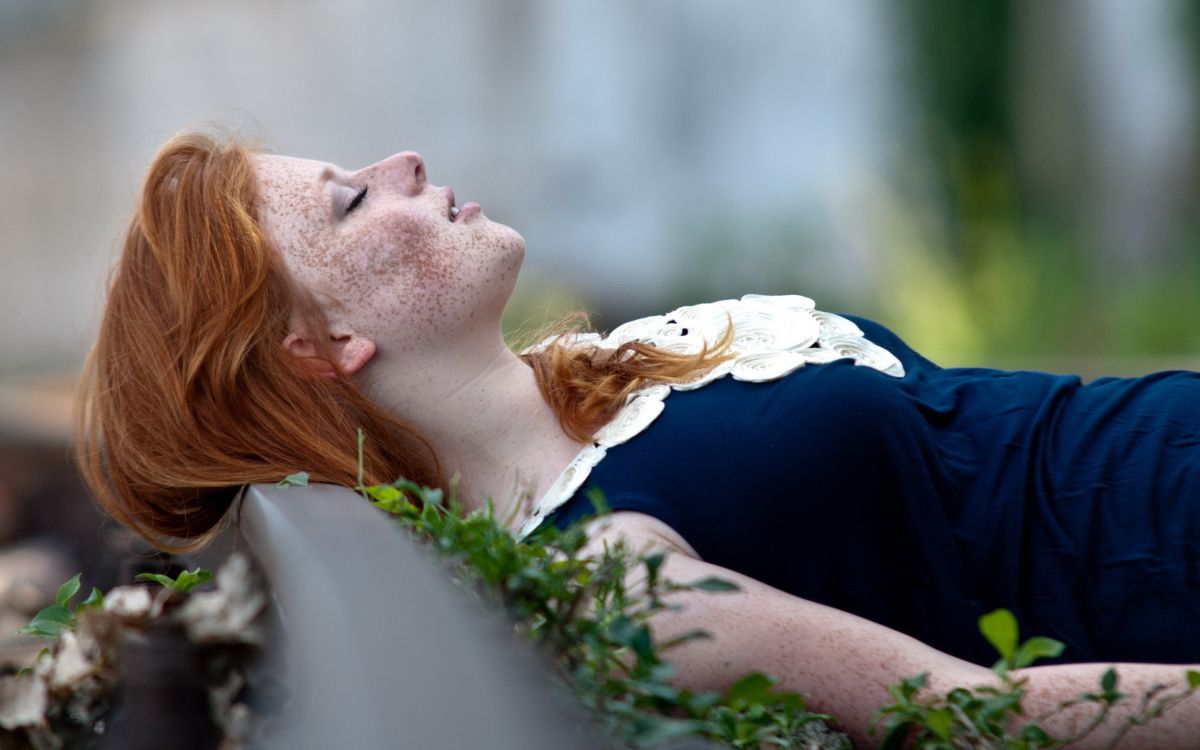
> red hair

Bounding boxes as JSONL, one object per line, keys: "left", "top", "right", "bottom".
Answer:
{"left": 77, "top": 130, "right": 727, "bottom": 550}
{"left": 519, "top": 315, "right": 732, "bottom": 442}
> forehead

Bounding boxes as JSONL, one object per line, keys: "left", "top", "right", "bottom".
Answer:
{"left": 254, "top": 154, "right": 335, "bottom": 197}
{"left": 253, "top": 154, "right": 347, "bottom": 226}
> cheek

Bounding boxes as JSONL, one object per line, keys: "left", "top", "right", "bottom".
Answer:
{"left": 388, "top": 216, "right": 458, "bottom": 292}
{"left": 340, "top": 215, "right": 454, "bottom": 293}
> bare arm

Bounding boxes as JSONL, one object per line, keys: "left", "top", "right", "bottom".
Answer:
{"left": 582, "top": 512, "right": 1200, "bottom": 749}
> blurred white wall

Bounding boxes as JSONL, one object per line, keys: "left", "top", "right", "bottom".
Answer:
{"left": 0, "top": 0, "right": 903, "bottom": 375}
{"left": 0, "top": 0, "right": 1195, "bottom": 376}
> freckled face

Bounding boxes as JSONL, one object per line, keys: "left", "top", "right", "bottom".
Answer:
{"left": 253, "top": 151, "right": 525, "bottom": 351}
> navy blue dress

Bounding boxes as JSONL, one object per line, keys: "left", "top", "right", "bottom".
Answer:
{"left": 545, "top": 316, "right": 1200, "bottom": 667}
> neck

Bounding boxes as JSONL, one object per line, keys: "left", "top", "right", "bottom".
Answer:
{"left": 360, "top": 333, "right": 588, "bottom": 531}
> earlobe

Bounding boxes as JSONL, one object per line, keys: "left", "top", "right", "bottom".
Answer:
{"left": 333, "top": 335, "right": 376, "bottom": 376}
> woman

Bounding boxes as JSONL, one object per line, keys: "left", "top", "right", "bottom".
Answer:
{"left": 78, "top": 130, "right": 1200, "bottom": 747}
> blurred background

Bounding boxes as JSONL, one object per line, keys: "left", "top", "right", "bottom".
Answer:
{"left": 0, "top": 0, "right": 1198, "bottom": 661}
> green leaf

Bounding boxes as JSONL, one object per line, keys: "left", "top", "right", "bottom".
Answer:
{"left": 1101, "top": 667, "right": 1118, "bottom": 694}
{"left": 1019, "top": 723, "right": 1053, "bottom": 743}
{"left": 878, "top": 720, "right": 916, "bottom": 750}
{"left": 173, "top": 568, "right": 213, "bottom": 593}
{"left": 55, "top": 573, "right": 81, "bottom": 608}
{"left": 368, "top": 485, "right": 403, "bottom": 503}
{"left": 1187, "top": 669, "right": 1200, "bottom": 689}
{"left": 135, "top": 572, "right": 177, "bottom": 588}
{"left": 925, "top": 706, "right": 955, "bottom": 740}
{"left": 629, "top": 624, "right": 654, "bottom": 663}
{"left": 889, "top": 672, "right": 928, "bottom": 702}
{"left": 277, "top": 471, "right": 310, "bottom": 487}
{"left": 135, "top": 568, "right": 212, "bottom": 593}
{"left": 979, "top": 608, "right": 1019, "bottom": 662}
{"left": 724, "top": 672, "right": 777, "bottom": 707}
{"left": 584, "top": 488, "right": 610, "bottom": 517}
{"left": 20, "top": 605, "right": 74, "bottom": 639}
{"left": 687, "top": 576, "right": 740, "bottom": 592}
{"left": 643, "top": 552, "right": 664, "bottom": 580}
{"left": 28, "top": 606, "right": 73, "bottom": 628}
{"left": 78, "top": 587, "right": 104, "bottom": 612}
{"left": 367, "top": 484, "right": 413, "bottom": 514}
{"left": 1012, "top": 635, "right": 1065, "bottom": 668}
{"left": 629, "top": 717, "right": 711, "bottom": 744}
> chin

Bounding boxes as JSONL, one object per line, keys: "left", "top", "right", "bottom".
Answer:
{"left": 494, "top": 222, "right": 525, "bottom": 257}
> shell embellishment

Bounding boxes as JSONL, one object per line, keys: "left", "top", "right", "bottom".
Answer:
{"left": 516, "top": 444, "right": 609, "bottom": 539}
{"left": 517, "top": 294, "right": 906, "bottom": 539}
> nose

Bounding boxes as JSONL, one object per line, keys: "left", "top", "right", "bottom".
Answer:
{"left": 372, "top": 151, "right": 426, "bottom": 196}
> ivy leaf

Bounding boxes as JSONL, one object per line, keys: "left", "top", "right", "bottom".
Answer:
{"left": 1020, "top": 723, "right": 1053, "bottom": 743}
{"left": 925, "top": 706, "right": 954, "bottom": 740}
{"left": 878, "top": 720, "right": 916, "bottom": 750}
{"left": 687, "top": 576, "right": 740, "bottom": 592}
{"left": 643, "top": 553, "right": 665, "bottom": 581}
{"left": 724, "top": 672, "right": 777, "bottom": 708}
{"left": 368, "top": 485, "right": 403, "bottom": 503}
{"left": 979, "top": 608, "right": 1018, "bottom": 662}
{"left": 1187, "top": 670, "right": 1200, "bottom": 689}
{"left": 1012, "top": 635, "right": 1065, "bottom": 668}
{"left": 55, "top": 573, "right": 81, "bottom": 608}
{"left": 174, "top": 568, "right": 212, "bottom": 593}
{"left": 887, "top": 672, "right": 928, "bottom": 703}
{"left": 136, "top": 568, "right": 212, "bottom": 593}
{"left": 77, "top": 587, "right": 105, "bottom": 612}
{"left": 277, "top": 471, "right": 310, "bottom": 487}
{"left": 1101, "top": 667, "right": 1118, "bottom": 694}
{"left": 367, "top": 485, "right": 412, "bottom": 514}
{"left": 629, "top": 623, "right": 655, "bottom": 663}
{"left": 630, "top": 717, "right": 712, "bottom": 745}
{"left": 135, "top": 573, "right": 177, "bottom": 589}
{"left": 20, "top": 605, "right": 74, "bottom": 640}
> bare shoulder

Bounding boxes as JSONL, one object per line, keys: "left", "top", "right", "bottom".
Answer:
{"left": 578, "top": 511, "right": 701, "bottom": 561}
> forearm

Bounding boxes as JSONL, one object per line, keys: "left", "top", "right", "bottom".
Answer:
{"left": 651, "top": 557, "right": 1199, "bottom": 749}
{"left": 583, "top": 513, "right": 1200, "bottom": 747}
{"left": 1014, "top": 661, "right": 1200, "bottom": 749}
{"left": 648, "top": 566, "right": 994, "bottom": 748}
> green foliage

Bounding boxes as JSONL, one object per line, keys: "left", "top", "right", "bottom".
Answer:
{"left": 18, "top": 574, "right": 104, "bottom": 640}
{"left": 872, "top": 610, "right": 1198, "bottom": 749}
{"left": 135, "top": 567, "right": 213, "bottom": 593}
{"left": 355, "top": 472, "right": 1199, "bottom": 750}
{"left": 361, "top": 477, "right": 850, "bottom": 749}
{"left": 277, "top": 471, "right": 310, "bottom": 487}
{"left": 978, "top": 608, "right": 1064, "bottom": 676}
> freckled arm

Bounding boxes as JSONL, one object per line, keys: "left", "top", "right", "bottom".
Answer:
{"left": 583, "top": 513, "right": 1200, "bottom": 749}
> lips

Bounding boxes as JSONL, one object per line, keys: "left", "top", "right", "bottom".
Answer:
{"left": 455, "top": 202, "right": 480, "bottom": 222}
{"left": 445, "top": 187, "right": 480, "bottom": 223}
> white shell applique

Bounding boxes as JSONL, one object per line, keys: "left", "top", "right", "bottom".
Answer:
{"left": 515, "top": 294, "right": 906, "bottom": 539}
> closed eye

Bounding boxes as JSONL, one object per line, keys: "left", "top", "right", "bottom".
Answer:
{"left": 346, "top": 187, "right": 367, "bottom": 214}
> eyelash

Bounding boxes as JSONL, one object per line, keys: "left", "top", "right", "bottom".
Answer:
{"left": 346, "top": 187, "right": 367, "bottom": 214}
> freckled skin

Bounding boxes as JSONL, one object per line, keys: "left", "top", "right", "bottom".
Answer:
{"left": 254, "top": 152, "right": 525, "bottom": 354}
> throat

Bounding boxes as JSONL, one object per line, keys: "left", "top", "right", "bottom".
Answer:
{"left": 458, "top": 423, "right": 590, "bottom": 534}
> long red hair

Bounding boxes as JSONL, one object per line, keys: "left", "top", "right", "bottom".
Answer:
{"left": 77, "top": 130, "right": 728, "bottom": 550}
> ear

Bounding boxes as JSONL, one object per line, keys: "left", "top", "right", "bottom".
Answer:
{"left": 282, "top": 331, "right": 376, "bottom": 379}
